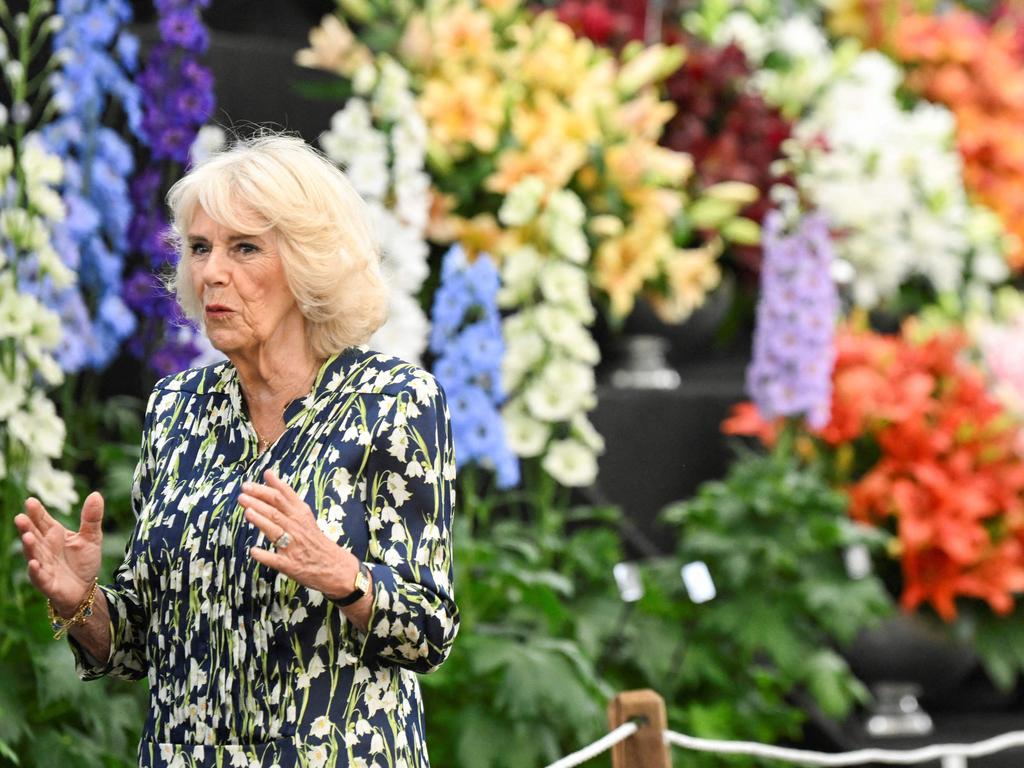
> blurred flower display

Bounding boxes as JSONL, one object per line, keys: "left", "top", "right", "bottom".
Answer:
{"left": 728, "top": 321, "right": 1024, "bottom": 623}
{"left": 12, "top": 0, "right": 1024, "bottom": 762}
{"left": 747, "top": 210, "right": 838, "bottom": 429}
{"left": 40, "top": 0, "right": 140, "bottom": 372}
{"left": 429, "top": 245, "right": 519, "bottom": 488}
{"left": 319, "top": 55, "right": 432, "bottom": 364}
{"left": 717, "top": 10, "right": 1009, "bottom": 313}
{"left": 0, "top": 2, "right": 77, "bottom": 512}
{"left": 123, "top": 0, "right": 215, "bottom": 376}
{"left": 660, "top": 36, "right": 792, "bottom": 278}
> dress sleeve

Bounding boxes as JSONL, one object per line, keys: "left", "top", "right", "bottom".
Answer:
{"left": 349, "top": 371, "right": 460, "bottom": 673}
{"left": 68, "top": 389, "right": 159, "bottom": 682}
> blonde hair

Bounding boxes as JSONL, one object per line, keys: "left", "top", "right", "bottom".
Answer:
{"left": 167, "top": 132, "right": 389, "bottom": 357}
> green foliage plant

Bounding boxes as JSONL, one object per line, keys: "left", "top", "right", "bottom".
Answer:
{"left": 421, "top": 464, "right": 624, "bottom": 768}
{"left": 644, "top": 441, "right": 893, "bottom": 765}
{"left": 0, "top": 387, "right": 147, "bottom": 767}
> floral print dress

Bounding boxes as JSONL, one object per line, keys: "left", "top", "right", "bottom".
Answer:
{"left": 69, "top": 348, "right": 458, "bottom": 768}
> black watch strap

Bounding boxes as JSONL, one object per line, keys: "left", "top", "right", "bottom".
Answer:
{"left": 334, "top": 561, "right": 371, "bottom": 607}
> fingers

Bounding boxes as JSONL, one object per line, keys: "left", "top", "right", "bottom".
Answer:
{"left": 249, "top": 545, "right": 286, "bottom": 572}
{"left": 238, "top": 492, "right": 284, "bottom": 526}
{"left": 23, "top": 497, "right": 58, "bottom": 536}
{"left": 14, "top": 512, "right": 43, "bottom": 541}
{"left": 242, "top": 506, "right": 285, "bottom": 544}
{"left": 17, "top": 515, "right": 59, "bottom": 569}
{"left": 264, "top": 470, "right": 302, "bottom": 503}
{"left": 78, "top": 492, "right": 104, "bottom": 540}
{"left": 242, "top": 472, "right": 312, "bottom": 521}
{"left": 26, "top": 559, "right": 56, "bottom": 594}
{"left": 241, "top": 482, "right": 288, "bottom": 516}
{"left": 19, "top": 530, "right": 54, "bottom": 569}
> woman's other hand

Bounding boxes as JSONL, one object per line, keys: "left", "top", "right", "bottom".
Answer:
{"left": 240, "top": 470, "right": 371, "bottom": 625}
{"left": 14, "top": 492, "right": 105, "bottom": 616}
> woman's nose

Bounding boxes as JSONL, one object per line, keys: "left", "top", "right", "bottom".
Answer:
{"left": 201, "top": 246, "right": 230, "bottom": 285}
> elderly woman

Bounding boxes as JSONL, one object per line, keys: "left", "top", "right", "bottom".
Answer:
{"left": 13, "top": 134, "right": 458, "bottom": 767}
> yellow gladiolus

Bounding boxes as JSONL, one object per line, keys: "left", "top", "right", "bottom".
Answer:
{"left": 419, "top": 73, "right": 505, "bottom": 155}
{"left": 616, "top": 92, "right": 677, "bottom": 142}
{"left": 593, "top": 215, "right": 675, "bottom": 318}
{"left": 294, "top": 14, "right": 370, "bottom": 76}
{"left": 649, "top": 244, "right": 722, "bottom": 323}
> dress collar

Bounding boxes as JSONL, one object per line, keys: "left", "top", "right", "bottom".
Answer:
{"left": 213, "top": 346, "right": 362, "bottom": 424}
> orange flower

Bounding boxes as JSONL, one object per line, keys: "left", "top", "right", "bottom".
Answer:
{"left": 726, "top": 323, "right": 1024, "bottom": 620}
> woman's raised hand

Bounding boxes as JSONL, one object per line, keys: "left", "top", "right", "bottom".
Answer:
{"left": 14, "top": 492, "right": 105, "bottom": 615}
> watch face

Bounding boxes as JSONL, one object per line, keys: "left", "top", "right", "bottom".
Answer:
{"left": 355, "top": 567, "right": 370, "bottom": 592}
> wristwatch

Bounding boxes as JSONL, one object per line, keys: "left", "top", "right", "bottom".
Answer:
{"left": 334, "top": 561, "right": 371, "bottom": 607}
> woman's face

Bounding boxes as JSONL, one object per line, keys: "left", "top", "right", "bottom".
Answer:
{"left": 187, "top": 206, "right": 305, "bottom": 358}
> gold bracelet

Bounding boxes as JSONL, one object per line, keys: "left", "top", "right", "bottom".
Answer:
{"left": 47, "top": 579, "right": 99, "bottom": 640}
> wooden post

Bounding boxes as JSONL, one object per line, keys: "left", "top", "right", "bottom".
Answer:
{"left": 608, "top": 689, "right": 672, "bottom": 768}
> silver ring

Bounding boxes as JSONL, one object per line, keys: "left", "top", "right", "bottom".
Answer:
{"left": 273, "top": 532, "right": 291, "bottom": 550}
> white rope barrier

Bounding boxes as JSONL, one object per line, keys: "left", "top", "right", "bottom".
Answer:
{"left": 543, "top": 721, "right": 640, "bottom": 768}
{"left": 663, "top": 728, "right": 1024, "bottom": 766}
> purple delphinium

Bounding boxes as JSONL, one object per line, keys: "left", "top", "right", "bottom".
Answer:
{"left": 125, "top": 0, "right": 215, "bottom": 376}
{"left": 429, "top": 245, "right": 520, "bottom": 489}
{"left": 747, "top": 210, "right": 839, "bottom": 429}
{"left": 39, "top": 0, "right": 141, "bottom": 372}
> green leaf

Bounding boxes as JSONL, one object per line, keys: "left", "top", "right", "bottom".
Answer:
{"left": 455, "top": 708, "right": 514, "bottom": 768}
{"left": 805, "top": 650, "right": 857, "bottom": 719}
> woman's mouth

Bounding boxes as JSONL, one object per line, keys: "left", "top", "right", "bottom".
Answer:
{"left": 205, "top": 304, "right": 234, "bottom": 318}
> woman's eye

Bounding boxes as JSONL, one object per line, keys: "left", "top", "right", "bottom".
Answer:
{"left": 189, "top": 242, "right": 210, "bottom": 257}
{"left": 236, "top": 242, "right": 260, "bottom": 256}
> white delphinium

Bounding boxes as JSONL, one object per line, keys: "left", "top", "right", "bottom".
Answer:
{"left": 320, "top": 56, "right": 431, "bottom": 362}
{"left": 498, "top": 177, "right": 603, "bottom": 488}
{"left": 0, "top": 133, "right": 76, "bottom": 509}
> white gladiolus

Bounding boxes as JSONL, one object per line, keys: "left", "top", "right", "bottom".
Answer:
{"left": 27, "top": 183, "right": 65, "bottom": 222}
{"left": 499, "top": 176, "right": 546, "bottom": 227}
{"left": 370, "top": 291, "right": 429, "bottom": 366}
{"left": 498, "top": 246, "right": 543, "bottom": 306}
{"left": 541, "top": 438, "right": 598, "bottom": 488}
{"left": 570, "top": 413, "right": 606, "bottom": 453}
{"left": 538, "top": 261, "right": 594, "bottom": 323}
{"left": 548, "top": 223, "right": 590, "bottom": 264}
{"left": 524, "top": 377, "right": 582, "bottom": 422}
{"left": 27, "top": 458, "right": 77, "bottom": 511}
{"left": 37, "top": 243, "right": 75, "bottom": 288}
{"left": 501, "top": 331, "right": 546, "bottom": 392}
{"left": 321, "top": 58, "right": 430, "bottom": 361}
{"left": 544, "top": 189, "right": 586, "bottom": 227}
{"left": 711, "top": 12, "right": 769, "bottom": 64}
{"left": 535, "top": 305, "right": 594, "bottom": 356}
{"left": 21, "top": 138, "right": 63, "bottom": 187}
{"left": 352, "top": 61, "right": 377, "bottom": 95}
{"left": 8, "top": 391, "right": 65, "bottom": 458}
{"left": 0, "top": 374, "right": 25, "bottom": 420}
{"left": 498, "top": 183, "right": 603, "bottom": 486}
{"left": 502, "top": 408, "right": 550, "bottom": 458}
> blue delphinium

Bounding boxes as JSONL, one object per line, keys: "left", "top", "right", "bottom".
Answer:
{"left": 747, "top": 210, "right": 839, "bottom": 429}
{"left": 124, "top": 0, "right": 215, "bottom": 376}
{"left": 38, "top": 0, "right": 141, "bottom": 372}
{"left": 430, "top": 245, "right": 519, "bottom": 489}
